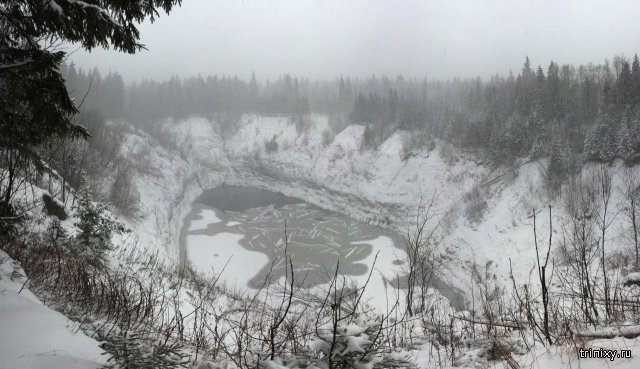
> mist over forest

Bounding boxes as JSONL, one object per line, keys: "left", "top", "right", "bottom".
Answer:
{"left": 68, "top": 54, "right": 640, "bottom": 174}
{"left": 5, "top": 1, "right": 640, "bottom": 369}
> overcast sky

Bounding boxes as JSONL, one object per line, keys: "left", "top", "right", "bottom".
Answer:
{"left": 69, "top": 0, "right": 640, "bottom": 82}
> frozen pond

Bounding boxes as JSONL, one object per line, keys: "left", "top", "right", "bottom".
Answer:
{"left": 180, "top": 186, "right": 464, "bottom": 309}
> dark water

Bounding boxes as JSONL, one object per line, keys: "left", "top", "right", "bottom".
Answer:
{"left": 180, "top": 186, "right": 466, "bottom": 310}
{"left": 197, "top": 186, "right": 303, "bottom": 211}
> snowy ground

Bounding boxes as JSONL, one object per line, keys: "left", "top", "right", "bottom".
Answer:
{"left": 180, "top": 197, "right": 414, "bottom": 311}
{"left": 0, "top": 250, "right": 106, "bottom": 369}
{"left": 120, "top": 114, "right": 640, "bottom": 301}
{"left": 4, "top": 114, "right": 640, "bottom": 368}
{"left": 409, "top": 337, "right": 640, "bottom": 369}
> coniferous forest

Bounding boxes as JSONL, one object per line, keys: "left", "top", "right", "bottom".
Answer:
{"left": 66, "top": 54, "right": 640, "bottom": 171}
{"left": 6, "top": 1, "right": 640, "bottom": 368}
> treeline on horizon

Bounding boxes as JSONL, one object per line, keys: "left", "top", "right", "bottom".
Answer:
{"left": 64, "top": 54, "right": 640, "bottom": 170}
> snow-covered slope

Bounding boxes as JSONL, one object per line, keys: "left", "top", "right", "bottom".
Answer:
{"left": 5, "top": 114, "right": 640, "bottom": 369}
{"left": 0, "top": 250, "right": 106, "bottom": 369}
{"left": 111, "top": 121, "right": 226, "bottom": 261}
{"left": 121, "top": 114, "right": 640, "bottom": 299}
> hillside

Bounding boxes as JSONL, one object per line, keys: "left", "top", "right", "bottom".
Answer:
{"left": 0, "top": 249, "right": 106, "bottom": 369}
{"left": 2, "top": 113, "right": 640, "bottom": 368}
{"left": 124, "top": 114, "right": 638, "bottom": 293}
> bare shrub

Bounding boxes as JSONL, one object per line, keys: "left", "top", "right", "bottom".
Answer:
{"left": 321, "top": 129, "right": 334, "bottom": 147}
{"left": 402, "top": 194, "right": 443, "bottom": 316}
{"left": 400, "top": 131, "right": 431, "bottom": 160}
{"left": 438, "top": 143, "right": 458, "bottom": 165}
{"left": 109, "top": 165, "right": 141, "bottom": 218}
{"left": 463, "top": 184, "right": 487, "bottom": 224}
{"left": 265, "top": 135, "right": 279, "bottom": 153}
{"left": 621, "top": 167, "right": 640, "bottom": 270}
{"left": 130, "top": 143, "right": 154, "bottom": 174}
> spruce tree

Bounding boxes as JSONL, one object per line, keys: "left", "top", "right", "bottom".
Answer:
{"left": 631, "top": 54, "right": 640, "bottom": 105}
{"left": 617, "top": 60, "right": 633, "bottom": 107}
{"left": 546, "top": 61, "right": 561, "bottom": 119}
{"left": 534, "top": 65, "right": 546, "bottom": 112}
{"left": 73, "top": 192, "right": 126, "bottom": 270}
{"left": 0, "top": 0, "right": 182, "bottom": 217}
{"left": 101, "top": 331, "right": 189, "bottom": 369}
{"left": 616, "top": 119, "right": 634, "bottom": 159}
{"left": 516, "top": 56, "right": 535, "bottom": 115}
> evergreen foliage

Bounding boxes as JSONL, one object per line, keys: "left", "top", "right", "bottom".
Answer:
{"left": 63, "top": 54, "right": 640, "bottom": 171}
{"left": 74, "top": 192, "right": 126, "bottom": 269}
{"left": 101, "top": 331, "right": 190, "bottom": 369}
{"left": 0, "top": 0, "right": 181, "bottom": 216}
{"left": 259, "top": 318, "right": 412, "bottom": 369}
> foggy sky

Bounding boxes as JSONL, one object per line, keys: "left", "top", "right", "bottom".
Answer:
{"left": 69, "top": 0, "right": 640, "bottom": 82}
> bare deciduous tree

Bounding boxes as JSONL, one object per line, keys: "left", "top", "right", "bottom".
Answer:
{"left": 402, "top": 193, "right": 443, "bottom": 316}
{"left": 621, "top": 167, "right": 640, "bottom": 269}
{"left": 592, "top": 165, "right": 618, "bottom": 320}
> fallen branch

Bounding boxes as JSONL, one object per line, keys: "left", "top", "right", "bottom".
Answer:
{"left": 577, "top": 325, "right": 640, "bottom": 339}
{"left": 451, "top": 314, "right": 525, "bottom": 330}
{"left": 622, "top": 272, "right": 640, "bottom": 287}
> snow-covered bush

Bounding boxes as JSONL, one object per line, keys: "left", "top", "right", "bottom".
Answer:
{"left": 454, "top": 336, "right": 525, "bottom": 369}
{"left": 310, "top": 318, "right": 411, "bottom": 369}
{"left": 74, "top": 193, "right": 127, "bottom": 269}
{"left": 258, "top": 318, "right": 412, "bottom": 369}
{"left": 109, "top": 165, "right": 141, "bottom": 218}
{"left": 400, "top": 131, "right": 430, "bottom": 160}
{"left": 463, "top": 184, "right": 487, "bottom": 224}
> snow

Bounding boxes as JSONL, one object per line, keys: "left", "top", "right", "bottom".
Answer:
{"left": 186, "top": 231, "right": 269, "bottom": 289}
{"left": 352, "top": 356, "right": 382, "bottom": 369}
{"left": 350, "top": 236, "right": 406, "bottom": 311}
{"left": 120, "top": 114, "right": 640, "bottom": 300}
{"left": 623, "top": 272, "right": 640, "bottom": 286}
{"left": 0, "top": 250, "right": 106, "bottom": 369}
{"left": 110, "top": 121, "right": 224, "bottom": 262}
{"left": 5, "top": 112, "right": 640, "bottom": 368}
{"left": 182, "top": 200, "right": 272, "bottom": 288}
{"left": 66, "top": 0, "right": 122, "bottom": 27}
{"left": 189, "top": 206, "right": 222, "bottom": 229}
{"left": 111, "top": 115, "right": 640, "bottom": 369}
{"left": 579, "top": 324, "right": 640, "bottom": 339}
{"left": 505, "top": 338, "right": 640, "bottom": 369}
{"left": 118, "top": 115, "right": 537, "bottom": 292}
{"left": 343, "top": 335, "right": 370, "bottom": 354}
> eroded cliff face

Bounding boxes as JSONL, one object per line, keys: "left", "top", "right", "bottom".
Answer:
{"left": 123, "top": 115, "right": 638, "bottom": 296}
{"left": 122, "top": 115, "right": 478, "bottom": 262}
